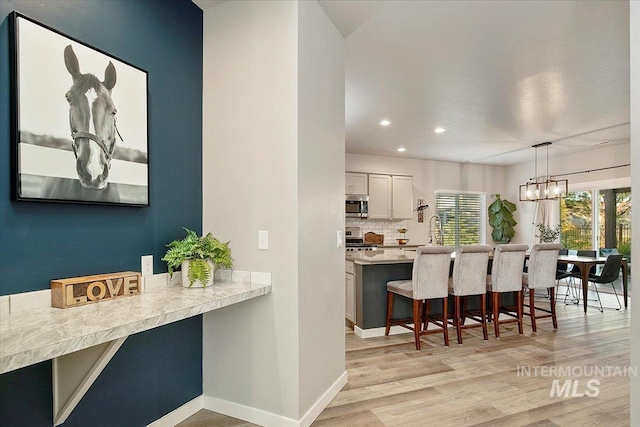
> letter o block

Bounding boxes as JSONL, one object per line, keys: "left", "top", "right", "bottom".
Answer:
{"left": 87, "top": 281, "right": 107, "bottom": 301}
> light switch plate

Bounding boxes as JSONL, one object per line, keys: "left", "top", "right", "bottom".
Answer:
{"left": 337, "top": 231, "right": 343, "bottom": 248}
{"left": 258, "top": 230, "right": 268, "bottom": 250}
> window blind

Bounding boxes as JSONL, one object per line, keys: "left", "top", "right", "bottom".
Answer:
{"left": 435, "top": 191, "right": 487, "bottom": 246}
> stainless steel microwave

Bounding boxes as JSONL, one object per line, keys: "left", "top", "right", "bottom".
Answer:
{"left": 346, "top": 195, "right": 368, "bottom": 218}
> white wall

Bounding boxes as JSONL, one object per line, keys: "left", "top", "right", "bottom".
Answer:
{"left": 346, "top": 153, "right": 507, "bottom": 245}
{"left": 504, "top": 143, "right": 631, "bottom": 245}
{"left": 202, "top": 0, "right": 300, "bottom": 419}
{"left": 630, "top": 1, "right": 639, "bottom": 423}
{"left": 201, "top": 0, "right": 345, "bottom": 424}
{"left": 297, "top": 0, "right": 345, "bottom": 418}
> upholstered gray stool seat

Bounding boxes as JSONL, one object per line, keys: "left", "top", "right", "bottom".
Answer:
{"left": 522, "top": 243, "right": 562, "bottom": 331}
{"left": 487, "top": 244, "right": 529, "bottom": 338}
{"left": 386, "top": 280, "right": 413, "bottom": 299}
{"left": 448, "top": 245, "right": 493, "bottom": 344}
{"left": 385, "top": 246, "right": 454, "bottom": 350}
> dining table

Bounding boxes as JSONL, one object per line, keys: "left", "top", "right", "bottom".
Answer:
{"left": 556, "top": 254, "right": 629, "bottom": 313}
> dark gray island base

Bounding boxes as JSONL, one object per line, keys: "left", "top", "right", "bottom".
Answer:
{"left": 348, "top": 249, "right": 513, "bottom": 338}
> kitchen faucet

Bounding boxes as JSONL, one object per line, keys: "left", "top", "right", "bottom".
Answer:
{"left": 428, "top": 215, "right": 444, "bottom": 246}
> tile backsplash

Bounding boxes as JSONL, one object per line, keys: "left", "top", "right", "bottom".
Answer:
{"left": 346, "top": 218, "right": 410, "bottom": 245}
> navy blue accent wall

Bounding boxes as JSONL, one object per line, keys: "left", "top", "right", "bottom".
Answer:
{"left": 0, "top": 0, "right": 203, "bottom": 425}
{"left": 64, "top": 316, "right": 203, "bottom": 427}
{"left": 0, "top": 362, "right": 53, "bottom": 426}
{"left": 0, "top": 0, "right": 203, "bottom": 294}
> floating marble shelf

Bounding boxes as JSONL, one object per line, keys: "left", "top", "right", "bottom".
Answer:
{"left": 0, "top": 280, "right": 272, "bottom": 374}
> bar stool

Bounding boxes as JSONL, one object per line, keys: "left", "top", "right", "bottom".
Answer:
{"left": 385, "top": 246, "right": 454, "bottom": 350}
{"left": 448, "top": 245, "right": 493, "bottom": 344}
{"left": 522, "top": 243, "right": 562, "bottom": 331}
{"left": 486, "top": 244, "right": 528, "bottom": 338}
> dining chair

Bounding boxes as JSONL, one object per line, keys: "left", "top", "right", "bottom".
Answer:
{"left": 565, "top": 249, "right": 598, "bottom": 305}
{"left": 555, "top": 249, "right": 577, "bottom": 304}
{"left": 522, "top": 243, "right": 562, "bottom": 332}
{"left": 588, "top": 254, "right": 624, "bottom": 311}
{"left": 600, "top": 248, "right": 621, "bottom": 257}
{"left": 448, "top": 244, "right": 493, "bottom": 344}
{"left": 570, "top": 250, "right": 597, "bottom": 279}
{"left": 486, "top": 244, "right": 529, "bottom": 338}
{"left": 385, "top": 246, "right": 454, "bottom": 350}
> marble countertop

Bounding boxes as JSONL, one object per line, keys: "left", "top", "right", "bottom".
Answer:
{"left": 346, "top": 249, "right": 418, "bottom": 265}
{"left": 0, "top": 281, "right": 271, "bottom": 374}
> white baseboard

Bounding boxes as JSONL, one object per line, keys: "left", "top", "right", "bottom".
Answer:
{"left": 203, "top": 394, "right": 299, "bottom": 427}
{"left": 354, "top": 324, "right": 413, "bottom": 338}
{"left": 146, "top": 395, "right": 203, "bottom": 427}
{"left": 354, "top": 321, "right": 463, "bottom": 338}
{"left": 299, "top": 371, "right": 347, "bottom": 427}
{"left": 203, "top": 371, "right": 348, "bottom": 427}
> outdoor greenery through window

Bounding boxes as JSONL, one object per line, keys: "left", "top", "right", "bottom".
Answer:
{"left": 560, "top": 190, "right": 631, "bottom": 258}
{"left": 436, "top": 191, "right": 487, "bottom": 247}
{"left": 560, "top": 191, "right": 592, "bottom": 250}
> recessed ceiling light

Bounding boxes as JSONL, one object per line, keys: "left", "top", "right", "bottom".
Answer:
{"left": 379, "top": 120, "right": 391, "bottom": 126}
{"left": 434, "top": 127, "right": 446, "bottom": 133}
{"left": 397, "top": 147, "right": 406, "bottom": 152}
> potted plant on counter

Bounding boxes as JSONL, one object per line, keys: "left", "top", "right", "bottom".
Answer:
{"left": 162, "top": 228, "right": 233, "bottom": 288}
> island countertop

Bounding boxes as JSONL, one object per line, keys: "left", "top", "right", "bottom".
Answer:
{"left": 375, "top": 244, "right": 425, "bottom": 249}
{"left": 346, "top": 249, "right": 418, "bottom": 265}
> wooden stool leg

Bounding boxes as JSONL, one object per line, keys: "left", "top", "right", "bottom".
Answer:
{"left": 516, "top": 290, "right": 523, "bottom": 334}
{"left": 413, "top": 299, "right": 422, "bottom": 350}
{"left": 493, "top": 292, "right": 500, "bottom": 338}
{"left": 385, "top": 292, "right": 394, "bottom": 336}
{"left": 442, "top": 296, "right": 449, "bottom": 346}
{"left": 454, "top": 295, "right": 463, "bottom": 344}
{"left": 487, "top": 291, "right": 493, "bottom": 322}
{"left": 461, "top": 296, "right": 467, "bottom": 325}
{"left": 550, "top": 287, "right": 558, "bottom": 329}
{"left": 424, "top": 300, "right": 430, "bottom": 331}
{"left": 481, "top": 293, "right": 488, "bottom": 340}
{"left": 529, "top": 289, "right": 537, "bottom": 332}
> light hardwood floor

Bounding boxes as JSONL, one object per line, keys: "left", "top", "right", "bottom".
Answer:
{"left": 179, "top": 286, "right": 631, "bottom": 427}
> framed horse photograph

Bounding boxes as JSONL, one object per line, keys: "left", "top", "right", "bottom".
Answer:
{"left": 9, "top": 12, "right": 149, "bottom": 207}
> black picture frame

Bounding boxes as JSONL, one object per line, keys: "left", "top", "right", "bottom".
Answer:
{"left": 9, "top": 12, "right": 149, "bottom": 207}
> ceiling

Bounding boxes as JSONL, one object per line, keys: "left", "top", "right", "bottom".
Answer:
{"left": 194, "top": 0, "right": 630, "bottom": 166}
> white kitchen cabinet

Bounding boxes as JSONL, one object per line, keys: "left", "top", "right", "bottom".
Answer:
{"left": 345, "top": 172, "right": 368, "bottom": 195}
{"left": 368, "top": 174, "right": 392, "bottom": 218}
{"left": 345, "top": 261, "right": 355, "bottom": 323}
{"left": 368, "top": 174, "right": 413, "bottom": 219}
{"left": 392, "top": 175, "right": 413, "bottom": 219}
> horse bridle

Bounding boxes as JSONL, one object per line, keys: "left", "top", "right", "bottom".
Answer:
{"left": 71, "top": 117, "right": 123, "bottom": 168}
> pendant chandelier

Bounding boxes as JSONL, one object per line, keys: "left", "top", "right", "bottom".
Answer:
{"left": 519, "top": 142, "right": 568, "bottom": 202}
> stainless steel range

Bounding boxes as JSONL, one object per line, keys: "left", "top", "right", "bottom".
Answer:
{"left": 345, "top": 227, "right": 378, "bottom": 252}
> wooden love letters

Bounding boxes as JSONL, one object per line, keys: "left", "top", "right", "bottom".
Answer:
{"left": 51, "top": 272, "right": 141, "bottom": 309}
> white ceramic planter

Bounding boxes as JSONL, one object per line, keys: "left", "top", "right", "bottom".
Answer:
{"left": 181, "top": 260, "right": 214, "bottom": 288}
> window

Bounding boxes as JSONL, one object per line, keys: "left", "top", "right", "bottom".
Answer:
{"left": 560, "top": 191, "right": 593, "bottom": 250}
{"left": 561, "top": 188, "right": 631, "bottom": 258}
{"left": 436, "top": 191, "right": 487, "bottom": 246}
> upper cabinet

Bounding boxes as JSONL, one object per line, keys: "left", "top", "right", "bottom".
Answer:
{"left": 368, "top": 174, "right": 413, "bottom": 219}
{"left": 391, "top": 176, "right": 413, "bottom": 219}
{"left": 345, "top": 172, "right": 368, "bottom": 195}
{"left": 368, "top": 174, "right": 392, "bottom": 218}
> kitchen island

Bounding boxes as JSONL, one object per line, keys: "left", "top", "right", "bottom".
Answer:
{"left": 346, "top": 249, "right": 498, "bottom": 338}
{"left": 346, "top": 249, "right": 429, "bottom": 338}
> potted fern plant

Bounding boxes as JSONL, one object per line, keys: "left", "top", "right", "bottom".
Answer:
{"left": 162, "top": 228, "right": 233, "bottom": 288}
